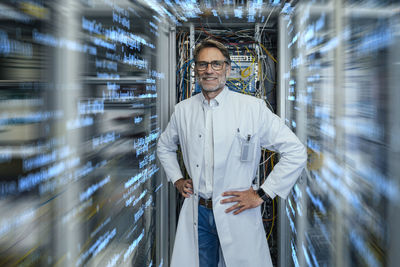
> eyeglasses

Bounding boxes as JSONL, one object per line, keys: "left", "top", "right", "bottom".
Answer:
{"left": 195, "top": 60, "right": 228, "bottom": 71}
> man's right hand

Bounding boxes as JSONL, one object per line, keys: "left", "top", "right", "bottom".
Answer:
{"left": 174, "top": 178, "right": 193, "bottom": 198}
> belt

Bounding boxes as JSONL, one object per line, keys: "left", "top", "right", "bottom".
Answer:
{"left": 199, "top": 197, "right": 213, "bottom": 209}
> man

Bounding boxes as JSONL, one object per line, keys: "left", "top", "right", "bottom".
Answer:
{"left": 157, "top": 38, "right": 307, "bottom": 267}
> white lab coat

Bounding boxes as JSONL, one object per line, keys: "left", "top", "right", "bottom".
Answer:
{"left": 157, "top": 88, "right": 307, "bottom": 267}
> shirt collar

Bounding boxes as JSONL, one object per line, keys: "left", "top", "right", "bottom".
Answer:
{"left": 200, "top": 86, "right": 229, "bottom": 107}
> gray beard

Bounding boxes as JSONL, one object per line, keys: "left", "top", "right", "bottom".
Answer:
{"left": 197, "top": 75, "right": 227, "bottom": 92}
{"left": 200, "top": 84, "right": 224, "bottom": 92}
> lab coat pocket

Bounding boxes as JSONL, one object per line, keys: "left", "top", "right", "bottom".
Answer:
{"left": 235, "top": 131, "right": 257, "bottom": 163}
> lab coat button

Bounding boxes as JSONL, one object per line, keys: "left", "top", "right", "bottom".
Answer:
{"left": 196, "top": 164, "right": 199, "bottom": 167}
{"left": 199, "top": 134, "right": 202, "bottom": 138}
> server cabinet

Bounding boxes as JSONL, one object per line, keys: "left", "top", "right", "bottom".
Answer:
{"left": 279, "top": 1, "right": 400, "bottom": 267}
{"left": 0, "top": 1, "right": 172, "bottom": 266}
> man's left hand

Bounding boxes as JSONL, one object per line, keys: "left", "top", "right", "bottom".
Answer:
{"left": 220, "top": 187, "right": 264, "bottom": 215}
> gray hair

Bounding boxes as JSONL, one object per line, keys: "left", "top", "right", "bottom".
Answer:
{"left": 193, "top": 38, "right": 231, "bottom": 64}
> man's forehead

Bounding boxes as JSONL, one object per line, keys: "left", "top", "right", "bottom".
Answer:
{"left": 198, "top": 47, "right": 225, "bottom": 60}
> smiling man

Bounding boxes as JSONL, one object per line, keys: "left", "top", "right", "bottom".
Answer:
{"left": 157, "top": 38, "right": 307, "bottom": 267}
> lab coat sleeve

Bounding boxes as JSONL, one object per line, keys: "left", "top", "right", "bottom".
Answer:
{"left": 157, "top": 111, "right": 184, "bottom": 185}
{"left": 257, "top": 100, "right": 307, "bottom": 199}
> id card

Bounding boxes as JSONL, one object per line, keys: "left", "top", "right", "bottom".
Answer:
{"left": 240, "top": 139, "right": 255, "bottom": 162}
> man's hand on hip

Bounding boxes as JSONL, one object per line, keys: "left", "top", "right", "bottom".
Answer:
{"left": 174, "top": 178, "right": 193, "bottom": 198}
{"left": 220, "top": 187, "right": 263, "bottom": 215}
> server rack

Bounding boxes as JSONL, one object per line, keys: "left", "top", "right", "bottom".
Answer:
{"left": 279, "top": 1, "right": 400, "bottom": 266}
{"left": 0, "top": 1, "right": 171, "bottom": 266}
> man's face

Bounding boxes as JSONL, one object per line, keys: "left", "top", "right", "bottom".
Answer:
{"left": 195, "top": 47, "right": 230, "bottom": 93}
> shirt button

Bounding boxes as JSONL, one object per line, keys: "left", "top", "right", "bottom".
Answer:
{"left": 196, "top": 164, "right": 199, "bottom": 167}
{"left": 194, "top": 222, "right": 197, "bottom": 226}
{"left": 199, "top": 134, "right": 202, "bottom": 138}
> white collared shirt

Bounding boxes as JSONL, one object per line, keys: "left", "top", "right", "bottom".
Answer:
{"left": 199, "top": 95, "right": 219, "bottom": 199}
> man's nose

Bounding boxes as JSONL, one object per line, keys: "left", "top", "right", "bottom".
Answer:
{"left": 205, "top": 63, "right": 214, "bottom": 73}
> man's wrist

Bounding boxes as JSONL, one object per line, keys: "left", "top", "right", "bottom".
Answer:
{"left": 173, "top": 177, "right": 184, "bottom": 186}
{"left": 256, "top": 188, "right": 269, "bottom": 202}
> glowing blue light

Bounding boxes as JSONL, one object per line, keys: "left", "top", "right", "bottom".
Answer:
{"left": 320, "top": 37, "right": 338, "bottom": 54}
{"left": 113, "top": 11, "right": 130, "bottom": 29}
{"left": 76, "top": 228, "right": 117, "bottom": 266}
{"left": 146, "top": 85, "right": 157, "bottom": 91}
{"left": 291, "top": 240, "right": 300, "bottom": 267}
{"left": 234, "top": 7, "right": 243, "bottom": 19}
{"left": 123, "top": 229, "right": 144, "bottom": 262}
{"left": 106, "top": 253, "right": 122, "bottom": 267}
{"left": 0, "top": 181, "right": 17, "bottom": 196}
{"left": 315, "top": 14, "right": 325, "bottom": 32}
{"left": 125, "top": 172, "right": 143, "bottom": 189}
{"left": 0, "top": 110, "right": 63, "bottom": 126}
{"left": 155, "top": 183, "right": 163, "bottom": 193}
{"left": 96, "top": 59, "right": 118, "bottom": 71}
{"left": 302, "top": 244, "right": 312, "bottom": 267}
{"left": 281, "top": 3, "right": 294, "bottom": 15}
{"left": 131, "top": 190, "right": 147, "bottom": 207}
{"left": 90, "top": 217, "right": 111, "bottom": 238}
{"left": 271, "top": 0, "right": 280, "bottom": 6}
{"left": 349, "top": 230, "right": 380, "bottom": 267}
{"left": 92, "top": 132, "right": 119, "bottom": 149}
{"left": 161, "top": 6, "right": 178, "bottom": 24}
{"left": 23, "top": 151, "right": 57, "bottom": 172}
{"left": 74, "top": 161, "right": 94, "bottom": 180}
{"left": 139, "top": 152, "right": 156, "bottom": 168}
{"left": 18, "top": 161, "right": 66, "bottom": 192}
{"left": 80, "top": 176, "right": 111, "bottom": 202}
{"left": 97, "top": 72, "right": 120, "bottom": 79}
{"left": 66, "top": 116, "right": 94, "bottom": 130}
{"left": 32, "top": 29, "right": 96, "bottom": 55}
{"left": 306, "top": 187, "right": 326, "bottom": 214}
{"left": 150, "top": 70, "right": 165, "bottom": 79}
{"left": 82, "top": 17, "right": 102, "bottom": 34}
{"left": 0, "top": 209, "right": 36, "bottom": 238}
{"left": 0, "top": 30, "right": 32, "bottom": 57}
{"left": 107, "top": 82, "right": 120, "bottom": 90}
{"left": 134, "top": 130, "right": 160, "bottom": 157}
{"left": 123, "top": 54, "right": 148, "bottom": 69}
{"left": 78, "top": 99, "right": 104, "bottom": 115}
{"left": 134, "top": 116, "right": 143, "bottom": 124}
{"left": 304, "top": 27, "right": 314, "bottom": 43}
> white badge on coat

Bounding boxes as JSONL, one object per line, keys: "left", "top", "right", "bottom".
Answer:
{"left": 238, "top": 129, "right": 255, "bottom": 162}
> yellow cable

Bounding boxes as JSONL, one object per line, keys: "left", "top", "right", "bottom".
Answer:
{"left": 241, "top": 53, "right": 255, "bottom": 78}
{"left": 244, "top": 74, "right": 256, "bottom": 93}
{"left": 226, "top": 78, "right": 242, "bottom": 91}
{"left": 267, "top": 198, "right": 275, "bottom": 240}
{"left": 260, "top": 43, "right": 277, "bottom": 63}
{"left": 263, "top": 73, "right": 276, "bottom": 84}
{"left": 271, "top": 153, "right": 274, "bottom": 169}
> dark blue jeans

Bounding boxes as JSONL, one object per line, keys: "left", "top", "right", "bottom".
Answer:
{"left": 198, "top": 204, "right": 220, "bottom": 267}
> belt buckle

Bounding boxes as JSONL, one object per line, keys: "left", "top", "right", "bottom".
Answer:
{"left": 205, "top": 198, "right": 212, "bottom": 209}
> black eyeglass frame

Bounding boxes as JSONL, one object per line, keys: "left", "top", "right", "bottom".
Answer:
{"left": 194, "top": 60, "right": 229, "bottom": 71}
